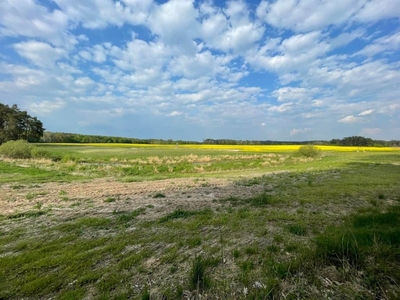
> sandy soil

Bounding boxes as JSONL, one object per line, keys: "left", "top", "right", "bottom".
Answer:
{"left": 0, "top": 173, "right": 282, "bottom": 218}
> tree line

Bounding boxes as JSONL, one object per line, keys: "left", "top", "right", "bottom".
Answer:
{"left": 41, "top": 134, "right": 399, "bottom": 147}
{"left": 0, "top": 103, "right": 44, "bottom": 145}
{"left": 41, "top": 131, "right": 200, "bottom": 145}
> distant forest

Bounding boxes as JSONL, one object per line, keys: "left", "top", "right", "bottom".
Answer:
{"left": 40, "top": 132, "right": 400, "bottom": 147}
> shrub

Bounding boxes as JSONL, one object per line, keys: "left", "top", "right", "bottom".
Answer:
{"left": 0, "top": 140, "right": 50, "bottom": 159}
{"left": 31, "top": 147, "right": 51, "bottom": 159}
{"left": 298, "top": 145, "right": 321, "bottom": 158}
{"left": 0, "top": 140, "right": 34, "bottom": 159}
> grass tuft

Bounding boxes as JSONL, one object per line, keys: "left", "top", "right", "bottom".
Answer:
{"left": 189, "top": 256, "right": 210, "bottom": 291}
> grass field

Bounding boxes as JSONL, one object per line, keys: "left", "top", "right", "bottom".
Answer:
{"left": 1, "top": 144, "right": 399, "bottom": 299}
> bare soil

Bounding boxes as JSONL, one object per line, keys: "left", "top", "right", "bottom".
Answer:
{"left": 1, "top": 173, "right": 282, "bottom": 219}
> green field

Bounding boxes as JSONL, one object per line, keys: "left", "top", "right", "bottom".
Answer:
{"left": 1, "top": 144, "right": 399, "bottom": 299}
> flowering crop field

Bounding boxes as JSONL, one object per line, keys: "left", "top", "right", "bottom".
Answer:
{"left": 42, "top": 143, "right": 400, "bottom": 152}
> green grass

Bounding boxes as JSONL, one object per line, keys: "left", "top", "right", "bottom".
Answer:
{"left": 0, "top": 161, "right": 86, "bottom": 184}
{"left": 0, "top": 148, "right": 399, "bottom": 298}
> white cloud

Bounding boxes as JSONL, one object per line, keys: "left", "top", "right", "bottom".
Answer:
{"left": 338, "top": 115, "right": 364, "bottom": 123}
{"left": 13, "top": 41, "right": 67, "bottom": 68}
{"left": 200, "top": 1, "right": 264, "bottom": 55}
{"left": 272, "top": 87, "right": 318, "bottom": 102}
{"left": 354, "top": 0, "right": 400, "bottom": 23}
{"left": 359, "top": 109, "right": 374, "bottom": 116}
{"left": 0, "top": 0, "right": 74, "bottom": 47}
{"left": 356, "top": 32, "right": 400, "bottom": 56}
{"left": 248, "top": 31, "right": 329, "bottom": 73}
{"left": 110, "top": 39, "right": 171, "bottom": 71}
{"left": 169, "top": 111, "right": 183, "bottom": 117}
{"left": 168, "top": 51, "right": 231, "bottom": 79}
{"left": 290, "top": 127, "right": 311, "bottom": 136}
{"left": 268, "top": 102, "right": 293, "bottom": 113}
{"left": 29, "top": 99, "right": 65, "bottom": 115}
{"left": 53, "top": 0, "right": 152, "bottom": 29}
{"left": 74, "top": 77, "right": 95, "bottom": 88}
{"left": 147, "top": 0, "right": 199, "bottom": 54}
{"left": 257, "top": 0, "right": 366, "bottom": 32}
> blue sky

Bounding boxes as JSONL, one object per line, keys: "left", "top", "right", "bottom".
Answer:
{"left": 1, "top": 0, "right": 399, "bottom": 141}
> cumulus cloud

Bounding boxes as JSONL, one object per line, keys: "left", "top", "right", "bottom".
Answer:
{"left": 356, "top": 32, "right": 400, "bottom": 57}
{"left": 200, "top": 0, "right": 265, "bottom": 55}
{"left": 290, "top": 128, "right": 311, "bottom": 136}
{"left": 338, "top": 115, "right": 364, "bottom": 123}
{"left": 354, "top": 0, "right": 400, "bottom": 23}
{"left": 169, "top": 111, "right": 183, "bottom": 117}
{"left": 272, "top": 87, "right": 319, "bottom": 102}
{"left": 29, "top": 99, "right": 65, "bottom": 115}
{"left": 13, "top": 41, "right": 67, "bottom": 68}
{"left": 0, "top": 0, "right": 74, "bottom": 47}
{"left": 53, "top": 0, "right": 152, "bottom": 29}
{"left": 256, "top": 0, "right": 365, "bottom": 32}
{"left": 147, "top": 0, "right": 199, "bottom": 54}
{"left": 359, "top": 109, "right": 374, "bottom": 116}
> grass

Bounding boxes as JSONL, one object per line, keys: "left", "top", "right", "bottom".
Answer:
{"left": 1, "top": 144, "right": 399, "bottom": 185}
{"left": 0, "top": 145, "right": 399, "bottom": 298}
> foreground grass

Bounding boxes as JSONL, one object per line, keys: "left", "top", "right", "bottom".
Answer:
{"left": 1, "top": 159, "right": 399, "bottom": 299}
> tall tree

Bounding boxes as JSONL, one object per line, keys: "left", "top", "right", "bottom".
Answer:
{"left": 0, "top": 103, "right": 44, "bottom": 144}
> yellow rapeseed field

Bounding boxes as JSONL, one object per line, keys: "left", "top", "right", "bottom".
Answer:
{"left": 45, "top": 143, "right": 400, "bottom": 152}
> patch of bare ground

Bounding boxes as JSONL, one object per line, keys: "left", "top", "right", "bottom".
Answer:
{"left": 0, "top": 172, "right": 284, "bottom": 219}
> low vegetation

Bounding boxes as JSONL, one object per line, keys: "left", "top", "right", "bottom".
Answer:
{"left": 0, "top": 140, "right": 50, "bottom": 159}
{"left": 297, "top": 144, "right": 321, "bottom": 157}
{"left": 0, "top": 143, "right": 399, "bottom": 299}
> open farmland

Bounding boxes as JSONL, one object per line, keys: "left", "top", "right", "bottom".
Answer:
{"left": 1, "top": 144, "right": 400, "bottom": 299}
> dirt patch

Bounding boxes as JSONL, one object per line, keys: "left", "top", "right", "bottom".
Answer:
{"left": 0, "top": 173, "right": 282, "bottom": 219}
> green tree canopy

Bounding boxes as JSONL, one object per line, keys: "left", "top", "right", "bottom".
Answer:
{"left": 0, "top": 103, "right": 44, "bottom": 144}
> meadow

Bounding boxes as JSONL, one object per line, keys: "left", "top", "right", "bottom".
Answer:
{"left": 0, "top": 143, "right": 399, "bottom": 299}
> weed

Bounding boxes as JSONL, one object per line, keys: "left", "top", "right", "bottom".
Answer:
{"left": 273, "top": 235, "right": 284, "bottom": 243}
{"left": 159, "top": 208, "right": 210, "bottom": 223}
{"left": 7, "top": 211, "right": 46, "bottom": 219}
{"left": 153, "top": 193, "right": 166, "bottom": 198}
{"left": 286, "top": 223, "right": 308, "bottom": 236}
{"left": 378, "top": 193, "right": 386, "bottom": 199}
{"left": 34, "top": 202, "right": 43, "bottom": 210}
{"left": 189, "top": 256, "right": 210, "bottom": 291}
{"left": 104, "top": 197, "right": 116, "bottom": 203}
{"left": 141, "top": 288, "right": 150, "bottom": 300}
{"left": 232, "top": 249, "right": 241, "bottom": 258}
{"left": 246, "top": 193, "right": 272, "bottom": 206}
{"left": 10, "top": 185, "right": 25, "bottom": 189}
{"left": 25, "top": 191, "right": 47, "bottom": 200}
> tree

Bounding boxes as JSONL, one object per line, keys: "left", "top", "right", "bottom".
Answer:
{"left": 0, "top": 103, "right": 44, "bottom": 144}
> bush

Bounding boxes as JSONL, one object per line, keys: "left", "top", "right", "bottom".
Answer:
{"left": 0, "top": 140, "right": 34, "bottom": 158}
{"left": 0, "top": 140, "right": 49, "bottom": 159}
{"left": 298, "top": 145, "right": 321, "bottom": 158}
{"left": 31, "top": 147, "right": 51, "bottom": 159}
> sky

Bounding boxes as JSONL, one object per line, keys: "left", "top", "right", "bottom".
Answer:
{"left": 1, "top": 0, "right": 400, "bottom": 141}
